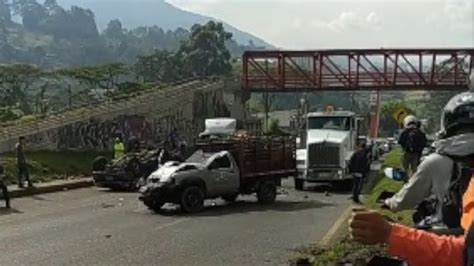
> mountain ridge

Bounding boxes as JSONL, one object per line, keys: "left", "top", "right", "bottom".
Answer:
{"left": 56, "top": 0, "right": 272, "bottom": 48}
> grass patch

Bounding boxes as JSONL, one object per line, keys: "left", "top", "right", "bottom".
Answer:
{"left": 364, "top": 148, "right": 413, "bottom": 225}
{"left": 292, "top": 148, "right": 412, "bottom": 265}
{"left": 1, "top": 150, "right": 105, "bottom": 185}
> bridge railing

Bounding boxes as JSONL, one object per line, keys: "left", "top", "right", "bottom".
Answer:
{"left": 242, "top": 48, "right": 474, "bottom": 91}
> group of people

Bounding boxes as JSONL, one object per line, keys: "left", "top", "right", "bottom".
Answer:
{"left": 349, "top": 73, "right": 474, "bottom": 266}
{"left": 1, "top": 136, "right": 34, "bottom": 209}
{"left": 112, "top": 128, "right": 187, "bottom": 161}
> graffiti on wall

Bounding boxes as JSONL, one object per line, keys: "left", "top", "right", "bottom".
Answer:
{"left": 55, "top": 111, "right": 198, "bottom": 151}
{"left": 19, "top": 85, "right": 235, "bottom": 151}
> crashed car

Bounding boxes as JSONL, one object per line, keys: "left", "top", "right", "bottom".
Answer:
{"left": 92, "top": 148, "right": 182, "bottom": 191}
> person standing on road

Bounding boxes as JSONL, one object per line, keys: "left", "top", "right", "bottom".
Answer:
{"left": 349, "top": 142, "right": 370, "bottom": 204}
{"left": 398, "top": 115, "right": 427, "bottom": 177}
{"left": 16, "top": 136, "right": 33, "bottom": 189}
{"left": 0, "top": 164, "right": 10, "bottom": 209}
{"left": 113, "top": 137, "right": 125, "bottom": 159}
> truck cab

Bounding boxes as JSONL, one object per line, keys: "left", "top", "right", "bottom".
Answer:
{"left": 295, "top": 111, "right": 362, "bottom": 190}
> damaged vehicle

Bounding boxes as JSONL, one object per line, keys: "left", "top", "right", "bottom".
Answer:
{"left": 92, "top": 148, "right": 182, "bottom": 191}
{"left": 139, "top": 118, "right": 297, "bottom": 213}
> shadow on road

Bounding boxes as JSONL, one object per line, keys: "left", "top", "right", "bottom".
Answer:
{"left": 155, "top": 199, "right": 334, "bottom": 217}
{"left": 0, "top": 207, "right": 23, "bottom": 216}
{"left": 30, "top": 195, "right": 53, "bottom": 201}
{"left": 305, "top": 183, "right": 352, "bottom": 195}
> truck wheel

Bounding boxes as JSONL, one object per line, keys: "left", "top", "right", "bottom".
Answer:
{"left": 180, "top": 186, "right": 205, "bottom": 213}
{"left": 257, "top": 181, "right": 277, "bottom": 204}
{"left": 222, "top": 193, "right": 239, "bottom": 203}
{"left": 295, "top": 178, "right": 304, "bottom": 191}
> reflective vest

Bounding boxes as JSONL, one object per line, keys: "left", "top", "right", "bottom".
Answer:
{"left": 114, "top": 143, "right": 125, "bottom": 159}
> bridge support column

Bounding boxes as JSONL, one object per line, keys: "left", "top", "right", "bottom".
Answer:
{"left": 369, "top": 90, "right": 380, "bottom": 138}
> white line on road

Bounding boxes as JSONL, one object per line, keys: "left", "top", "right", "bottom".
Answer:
{"left": 153, "top": 218, "right": 188, "bottom": 232}
{"left": 319, "top": 205, "right": 352, "bottom": 247}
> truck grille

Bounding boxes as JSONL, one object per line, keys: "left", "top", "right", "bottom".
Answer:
{"left": 308, "top": 143, "right": 340, "bottom": 167}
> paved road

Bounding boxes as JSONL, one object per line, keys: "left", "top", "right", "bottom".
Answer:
{"left": 0, "top": 180, "right": 353, "bottom": 266}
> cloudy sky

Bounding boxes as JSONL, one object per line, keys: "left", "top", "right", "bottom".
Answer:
{"left": 166, "top": 0, "right": 473, "bottom": 49}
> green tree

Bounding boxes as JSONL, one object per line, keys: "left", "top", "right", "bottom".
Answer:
{"left": 15, "top": 0, "right": 47, "bottom": 31}
{"left": 104, "top": 19, "right": 124, "bottom": 40}
{"left": 58, "top": 63, "right": 129, "bottom": 95}
{"left": 0, "top": 64, "right": 43, "bottom": 115}
{"left": 179, "top": 21, "right": 232, "bottom": 77}
{"left": 134, "top": 50, "right": 183, "bottom": 83}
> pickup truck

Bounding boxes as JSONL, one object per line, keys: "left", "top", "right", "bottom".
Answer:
{"left": 139, "top": 135, "right": 296, "bottom": 213}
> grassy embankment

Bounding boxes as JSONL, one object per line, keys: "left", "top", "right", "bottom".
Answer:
{"left": 0, "top": 151, "right": 105, "bottom": 184}
{"left": 292, "top": 148, "right": 412, "bottom": 266}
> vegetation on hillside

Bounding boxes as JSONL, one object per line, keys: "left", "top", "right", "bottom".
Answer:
{"left": 0, "top": 0, "right": 262, "bottom": 68}
{"left": 0, "top": 17, "right": 236, "bottom": 123}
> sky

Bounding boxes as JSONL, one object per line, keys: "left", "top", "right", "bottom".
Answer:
{"left": 166, "top": 0, "right": 474, "bottom": 49}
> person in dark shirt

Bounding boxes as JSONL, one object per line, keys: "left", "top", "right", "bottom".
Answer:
{"left": 349, "top": 142, "right": 370, "bottom": 203}
{"left": 15, "top": 136, "right": 33, "bottom": 188}
{"left": 398, "top": 116, "right": 427, "bottom": 176}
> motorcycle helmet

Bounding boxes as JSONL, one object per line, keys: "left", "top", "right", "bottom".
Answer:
{"left": 403, "top": 115, "right": 418, "bottom": 128}
{"left": 440, "top": 71, "right": 474, "bottom": 138}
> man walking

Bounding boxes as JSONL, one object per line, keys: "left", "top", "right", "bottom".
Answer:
{"left": 16, "top": 136, "right": 33, "bottom": 188}
{"left": 349, "top": 142, "right": 370, "bottom": 204}
{"left": 398, "top": 115, "right": 427, "bottom": 176}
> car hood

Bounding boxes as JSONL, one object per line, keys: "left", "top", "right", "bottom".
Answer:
{"left": 307, "top": 129, "right": 351, "bottom": 145}
{"left": 149, "top": 161, "right": 202, "bottom": 183}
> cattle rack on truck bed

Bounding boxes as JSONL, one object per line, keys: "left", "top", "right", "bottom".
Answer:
{"left": 196, "top": 135, "right": 297, "bottom": 182}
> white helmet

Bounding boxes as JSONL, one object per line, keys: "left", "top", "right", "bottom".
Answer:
{"left": 403, "top": 115, "right": 418, "bottom": 128}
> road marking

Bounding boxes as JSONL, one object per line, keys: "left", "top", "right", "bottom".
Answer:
{"left": 153, "top": 218, "right": 188, "bottom": 232}
{"left": 319, "top": 205, "right": 352, "bottom": 247}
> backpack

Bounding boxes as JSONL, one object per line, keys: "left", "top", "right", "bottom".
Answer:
{"left": 405, "top": 128, "right": 425, "bottom": 153}
{"left": 442, "top": 162, "right": 471, "bottom": 229}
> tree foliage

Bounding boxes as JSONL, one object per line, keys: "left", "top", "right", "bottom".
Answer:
{"left": 0, "top": 0, "right": 257, "bottom": 68}
{"left": 134, "top": 21, "right": 234, "bottom": 82}
{"left": 0, "top": 64, "right": 43, "bottom": 115}
{"left": 180, "top": 21, "right": 233, "bottom": 77}
{"left": 57, "top": 63, "right": 128, "bottom": 93}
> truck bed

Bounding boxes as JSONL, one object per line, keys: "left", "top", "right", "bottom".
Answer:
{"left": 196, "top": 135, "right": 297, "bottom": 182}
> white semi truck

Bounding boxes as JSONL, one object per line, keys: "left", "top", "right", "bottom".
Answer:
{"left": 295, "top": 110, "right": 365, "bottom": 190}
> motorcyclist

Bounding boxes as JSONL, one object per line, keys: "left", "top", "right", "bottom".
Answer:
{"left": 350, "top": 73, "right": 474, "bottom": 266}
{"left": 382, "top": 133, "right": 457, "bottom": 228}
{"left": 398, "top": 115, "right": 427, "bottom": 176}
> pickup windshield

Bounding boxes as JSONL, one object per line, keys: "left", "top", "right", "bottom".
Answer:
{"left": 308, "top": 117, "right": 351, "bottom": 131}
